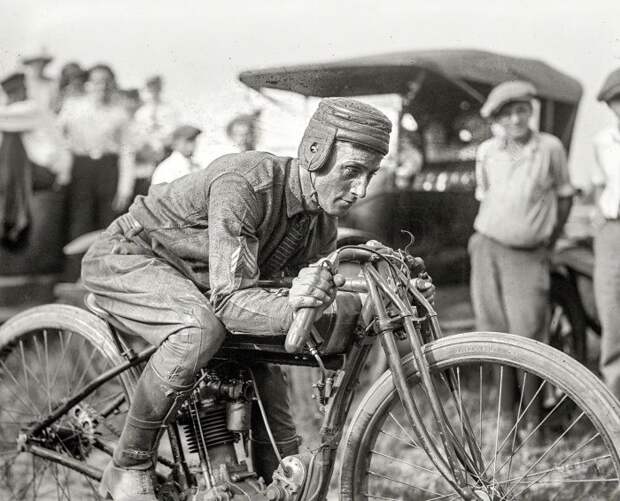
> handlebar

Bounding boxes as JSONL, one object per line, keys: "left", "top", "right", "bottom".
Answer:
{"left": 283, "top": 245, "right": 427, "bottom": 353}
{"left": 284, "top": 246, "right": 380, "bottom": 353}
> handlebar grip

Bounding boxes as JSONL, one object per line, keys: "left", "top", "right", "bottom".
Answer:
{"left": 284, "top": 307, "right": 317, "bottom": 353}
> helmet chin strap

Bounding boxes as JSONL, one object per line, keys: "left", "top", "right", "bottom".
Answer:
{"left": 308, "top": 171, "right": 322, "bottom": 210}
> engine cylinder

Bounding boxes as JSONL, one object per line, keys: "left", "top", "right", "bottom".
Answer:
{"left": 180, "top": 403, "right": 235, "bottom": 454}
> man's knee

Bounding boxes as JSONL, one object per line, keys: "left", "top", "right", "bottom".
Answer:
{"left": 152, "top": 306, "right": 226, "bottom": 387}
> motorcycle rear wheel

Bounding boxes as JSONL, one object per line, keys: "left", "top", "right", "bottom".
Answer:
{"left": 0, "top": 304, "right": 137, "bottom": 500}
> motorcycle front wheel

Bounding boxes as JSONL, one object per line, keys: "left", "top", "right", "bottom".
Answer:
{"left": 340, "top": 332, "right": 620, "bottom": 501}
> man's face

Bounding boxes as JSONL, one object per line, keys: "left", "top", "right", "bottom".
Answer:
{"left": 312, "top": 141, "right": 383, "bottom": 217}
{"left": 175, "top": 137, "right": 197, "bottom": 158}
{"left": 607, "top": 96, "right": 620, "bottom": 121}
{"left": 86, "top": 69, "right": 114, "bottom": 101}
{"left": 495, "top": 101, "right": 533, "bottom": 141}
{"left": 230, "top": 122, "right": 255, "bottom": 151}
{"left": 24, "top": 60, "right": 47, "bottom": 78}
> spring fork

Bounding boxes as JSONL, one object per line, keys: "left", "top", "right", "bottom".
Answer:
{"left": 407, "top": 281, "right": 487, "bottom": 475}
{"left": 363, "top": 265, "right": 471, "bottom": 497}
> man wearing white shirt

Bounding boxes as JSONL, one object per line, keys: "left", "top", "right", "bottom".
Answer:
{"left": 0, "top": 73, "right": 71, "bottom": 185}
{"left": 593, "top": 68, "right": 620, "bottom": 398}
{"left": 151, "top": 125, "right": 202, "bottom": 185}
{"left": 131, "top": 76, "right": 178, "bottom": 192}
{"left": 0, "top": 72, "right": 71, "bottom": 244}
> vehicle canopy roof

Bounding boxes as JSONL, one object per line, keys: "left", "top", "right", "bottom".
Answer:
{"left": 239, "top": 48, "right": 582, "bottom": 103}
{"left": 239, "top": 48, "right": 583, "bottom": 149}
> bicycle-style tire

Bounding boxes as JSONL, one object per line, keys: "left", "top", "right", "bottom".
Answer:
{"left": 340, "top": 332, "right": 620, "bottom": 500}
{"left": 0, "top": 304, "right": 138, "bottom": 500}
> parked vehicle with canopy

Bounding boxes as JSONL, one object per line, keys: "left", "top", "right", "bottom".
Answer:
{"left": 239, "top": 48, "right": 589, "bottom": 354}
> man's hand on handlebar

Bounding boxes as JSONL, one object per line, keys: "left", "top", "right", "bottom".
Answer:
{"left": 415, "top": 277, "right": 435, "bottom": 304}
{"left": 288, "top": 261, "right": 346, "bottom": 316}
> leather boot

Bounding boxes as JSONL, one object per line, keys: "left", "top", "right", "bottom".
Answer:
{"left": 99, "top": 360, "right": 189, "bottom": 501}
{"left": 253, "top": 435, "right": 300, "bottom": 484}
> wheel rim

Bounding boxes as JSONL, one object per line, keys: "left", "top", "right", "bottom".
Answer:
{"left": 0, "top": 328, "right": 129, "bottom": 500}
{"left": 354, "top": 361, "right": 618, "bottom": 500}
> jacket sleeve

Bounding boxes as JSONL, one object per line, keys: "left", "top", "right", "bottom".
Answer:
{"left": 549, "top": 137, "right": 574, "bottom": 198}
{"left": 208, "top": 173, "right": 295, "bottom": 335}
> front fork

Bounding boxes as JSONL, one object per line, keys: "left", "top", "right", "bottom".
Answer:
{"left": 363, "top": 263, "right": 492, "bottom": 499}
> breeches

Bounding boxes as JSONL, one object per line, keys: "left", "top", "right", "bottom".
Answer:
{"left": 81, "top": 222, "right": 297, "bottom": 447}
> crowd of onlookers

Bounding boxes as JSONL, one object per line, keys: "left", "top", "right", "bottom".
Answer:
{"left": 0, "top": 49, "right": 261, "bottom": 251}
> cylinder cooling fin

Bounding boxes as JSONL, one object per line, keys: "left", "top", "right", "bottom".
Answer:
{"left": 179, "top": 403, "right": 235, "bottom": 454}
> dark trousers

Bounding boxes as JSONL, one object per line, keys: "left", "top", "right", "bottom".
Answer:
{"left": 595, "top": 220, "right": 620, "bottom": 399}
{"left": 469, "top": 232, "right": 550, "bottom": 423}
{"left": 67, "top": 154, "right": 119, "bottom": 241}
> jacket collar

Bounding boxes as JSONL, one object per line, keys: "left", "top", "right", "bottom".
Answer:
{"left": 499, "top": 129, "right": 540, "bottom": 155}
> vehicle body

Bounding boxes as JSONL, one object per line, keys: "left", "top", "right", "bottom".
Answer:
{"left": 238, "top": 48, "right": 583, "bottom": 286}
{"left": 1, "top": 243, "right": 619, "bottom": 500}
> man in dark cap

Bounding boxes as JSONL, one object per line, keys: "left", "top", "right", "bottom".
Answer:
{"left": 592, "top": 68, "right": 620, "bottom": 399}
{"left": 226, "top": 110, "right": 260, "bottom": 152}
{"left": 83, "top": 98, "right": 432, "bottom": 500}
{"left": 471, "top": 81, "right": 574, "bottom": 439}
{"left": 150, "top": 124, "right": 202, "bottom": 184}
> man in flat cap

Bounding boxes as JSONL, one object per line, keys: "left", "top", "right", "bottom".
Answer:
{"left": 150, "top": 124, "right": 202, "bottom": 185}
{"left": 82, "top": 97, "right": 433, "bottom": 499}
{"left": 592, "top": 68, "right": 620, "bottom": 399}
{"left": 470, "top": 80, "right": 574, "bottom": 434}
{"left": 20, "top": 48, "right": 56, "bottom": 112}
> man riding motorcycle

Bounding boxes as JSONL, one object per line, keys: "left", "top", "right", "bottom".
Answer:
{"left": 82, "top": 97, "right": 434, "bottom": 500}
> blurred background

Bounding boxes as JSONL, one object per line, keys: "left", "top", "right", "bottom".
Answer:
{"left": 1, "top": 0, "right": 619, "bottom": 185}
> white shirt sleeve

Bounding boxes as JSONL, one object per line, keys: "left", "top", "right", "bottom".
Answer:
{"left": 0, "top": 100, "right": 41, "bottom": 132}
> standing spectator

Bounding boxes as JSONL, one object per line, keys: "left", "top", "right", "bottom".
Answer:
{"left": 592, "top": 68, "right": 620, "bottom": 398}
{"left": 469, "top": 81, "right": 574, "bottom": 434}
{"left": 226, "top": 111, "right": 260, "bottom": 152}
{"left": 54, "top": 62, "right": 86, "bottom": 113}
{"left": 20, "top": 49, "right": 56, "bottom": 112}
{"left": 0, "top": 72, "right": 71, "bottom": 244}
{"left": 131, "top": 75, "right": 178, "bottom": 195}
{"left": 119, "top": 88, "right": 142, "bottom": 118}
{"left": 58, "top": 64, "right": 133, "bottom": 241}
{"left": 151, "top": 125, "right": 202, "bottom": 185}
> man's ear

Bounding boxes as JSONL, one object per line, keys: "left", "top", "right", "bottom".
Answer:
{"left": 299, "top": 119, "right": 337, "bottom": 172}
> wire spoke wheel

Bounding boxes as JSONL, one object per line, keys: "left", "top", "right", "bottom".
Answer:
{"left": 340, "top": 333, "right": 620, "bottom": 501}
{"left": 0, "top": 306, "right": 136, "bottom": 500}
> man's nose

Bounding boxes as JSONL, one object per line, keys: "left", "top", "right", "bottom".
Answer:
{"left": 351, "top": 178, "right": 368, "bottom": 199}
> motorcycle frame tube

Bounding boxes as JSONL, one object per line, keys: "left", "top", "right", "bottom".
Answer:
{"left": 27, "top": 344, "right": 158, "bottom": 436}
{"left": 298, "top": 294, "right": 378, "bottom": 500}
